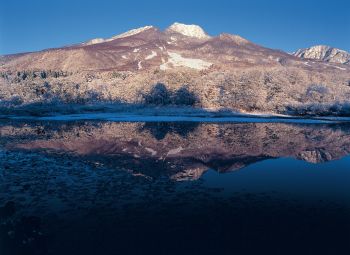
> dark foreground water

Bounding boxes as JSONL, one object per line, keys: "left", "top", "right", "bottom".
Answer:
{"left": 0, "top": 120, "right": 350, "bottom": 255}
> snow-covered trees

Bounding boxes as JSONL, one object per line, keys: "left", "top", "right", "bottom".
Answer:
{"left": 143, "top": 83, "right": 197, "bottom": 106}
{"left": 0, "top": 66, "right": 349, "bottom": 116}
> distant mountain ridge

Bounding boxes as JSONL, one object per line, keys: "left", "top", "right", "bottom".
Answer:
{"left": 293, "top": 45, "right": 350, "bottom": 65}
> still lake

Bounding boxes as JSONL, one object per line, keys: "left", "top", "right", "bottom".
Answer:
{"left": 0, "top": 119, "right": 349, "bottom": 255}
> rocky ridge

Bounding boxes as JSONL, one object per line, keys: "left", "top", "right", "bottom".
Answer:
{"left": 293, "top": 45, "right": 350, "bottom": 65}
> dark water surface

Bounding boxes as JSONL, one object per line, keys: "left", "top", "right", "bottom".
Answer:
{"left": 0, "top": 120, "right": 349, "bottom": 255}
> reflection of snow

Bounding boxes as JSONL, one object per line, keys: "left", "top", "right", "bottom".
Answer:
{"left": 167, "top": 146, "right": 184, "bottom": 156}
{"left": 145, "top": 147, "right": 157, "bottom": 156}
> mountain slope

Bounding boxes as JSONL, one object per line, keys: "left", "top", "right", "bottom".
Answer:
{"left": 0, "top": 22, "right": 306, "bottom": 72}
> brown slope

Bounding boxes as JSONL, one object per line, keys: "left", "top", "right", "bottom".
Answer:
{"left": 0, "top": 26, "right": 300, "bottom": 72}
{"left": 1, "top": 27, "right": 166, "bottom": 71}
{"left": 1, "top": 24, "right": 349, "bottom": 77}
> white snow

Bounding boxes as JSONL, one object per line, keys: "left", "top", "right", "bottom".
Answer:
{"left": 167, "top": 36, "right": 179, "bottom": 45}
{"left": 325, "top": 63, "right": 346, "bottom": 70}
{"left": 160, "top": 52, "right": 212, "bottom": 70}
{"left": 294, "top": 45, "right": 350, "bottom": 65}
{"left": 84, "top": 38, "right": 106, "bottom": 45}
{"left": 138, "top": 61, "right": 143, "bottom": 69}
{"left": 145, "top": 51, "right": 157, "bottom": 60}
{"left": 327, "top": 64, "right": 346, "bottom": 71}
{"left": 111, "top": 26, "right": 154, "bottom": 40}
{"left": 83, "top": 26, "right": 153, "bottom": 46}
{"left": 133, "top": 48, "right": 140, "bottom": 53}
{"left": 167, "top": 22, "right": 211, "bottom": 39}
{"left": 122, "top": 55, "right": 128, "bottom": 59}
{"left": 334, "top": 66, "right": 346, "bottom": 70}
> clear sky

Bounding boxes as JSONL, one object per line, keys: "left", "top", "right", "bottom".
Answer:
{"left": 0, "top": 0, "right": 349, "bottom": 55}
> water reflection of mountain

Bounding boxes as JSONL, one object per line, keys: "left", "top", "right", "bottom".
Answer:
{"left": 2, "top": 121, "right": 350, "bottom": 181}
{"left": 139, "top": 122, "right": 199, "bottom": 140}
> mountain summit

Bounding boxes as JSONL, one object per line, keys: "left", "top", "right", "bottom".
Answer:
{"left": 84, "top": 23, "right": 210, "bottom": 45}
{"left": 165, "top": 22, "right": 211, "bottom": 39}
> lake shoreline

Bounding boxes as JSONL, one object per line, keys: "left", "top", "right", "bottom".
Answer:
{"left": 1, "top": 110, "right": 350, "bottom": 124}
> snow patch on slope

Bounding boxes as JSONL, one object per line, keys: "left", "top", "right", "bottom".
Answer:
{"left": 83, "top": 26, "right": 153, "bottom": 46}
{"left": 84, "top": 38, "right": 106, "bottom": 45}
{"left": 145, "top": 51, "right": 157, "bottom": 60}
{"left": 166, "top": 22, "right": 211, "bottom": 39}
{"left": 111, "top": 26, "right": 154, "bottom": 40}
{"left": 160, "top": 52, "right": 212, "bottom": 70}
{"left": 324, "top": 63, "right": 346, "bottom": 70}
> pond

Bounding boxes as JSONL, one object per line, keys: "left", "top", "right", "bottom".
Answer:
{"left": 0, "top": 120, "right": 349, "bottom": 255}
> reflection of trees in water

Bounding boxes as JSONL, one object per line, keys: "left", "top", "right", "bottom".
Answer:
{"left": 139, "top": 122, "right": 199, "bottom": 140}
{"left": 328, "top": 123, "right": 350, "bottom": 133}
{"left": 4, "top": 121, "right": 350, "bottom": 180}
{"left": 0, "top": 120, "right": 99, "bottom": 134}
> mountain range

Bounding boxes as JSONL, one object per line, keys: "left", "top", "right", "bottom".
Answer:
{"left": 0, "top": 23, "right": 349, "bottom": 116}
{"left": 5, "top": 122, "right": 350, "bottom": 181}
{"left": 1, "top": 22, "right": 349, "bottom": 72}
{"left": 293, "top": 45, "right": 350, "bottom": 65}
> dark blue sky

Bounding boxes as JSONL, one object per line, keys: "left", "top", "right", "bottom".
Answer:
{"left": 1, "top": 0, "right": 349, "bottom": 54}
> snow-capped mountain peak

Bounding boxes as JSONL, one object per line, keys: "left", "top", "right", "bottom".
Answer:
{"left": 166, "top": 22, "right": 211, "bottom": 39}
{"left": 293, "top": 45, "right": 350, "bottom": 65}
{"left": 83, "top": 23, "right": 211, "bottom": 46}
